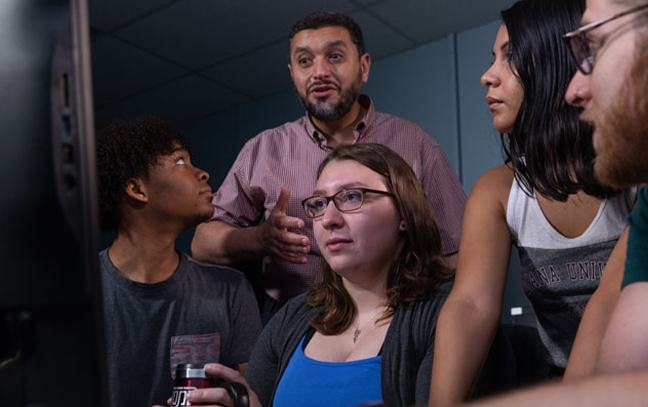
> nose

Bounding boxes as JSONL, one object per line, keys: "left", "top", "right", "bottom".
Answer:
{"left": 196, "top": 167, "right": 209, "bottom": 182}
{"left": 565, "top": 70, "right": 591, "bottom": 107}
{"left": 320, "top": 200, "right": 344, "bottom": 230}
{"left": 312, "top": 57, "right": 330, "bottom": 80}
{"left": 481, "top": 64, "right": 500, "bottom": 88}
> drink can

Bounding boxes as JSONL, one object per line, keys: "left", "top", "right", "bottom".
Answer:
{"left": 171, "top": 363, "right": 219, "bottom": 407}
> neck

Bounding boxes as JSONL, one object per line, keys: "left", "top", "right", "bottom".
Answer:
{"left": 311, "top": 101, "right": 365, "bottom": 148}
{"left": 108, "top": 224, "right": 180, "bottom": 284}
{"left": 343, "top": 273, "right": 389, "bottom": 315}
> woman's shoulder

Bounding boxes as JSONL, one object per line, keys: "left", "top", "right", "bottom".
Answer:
{"left": 473, "top": 164, "right": 514, "bottom": 193}
{"left": 467, "top": 164, "right": 514, "bottom": 214}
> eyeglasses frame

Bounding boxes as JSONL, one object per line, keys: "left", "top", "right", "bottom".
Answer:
{"left": 301, "top": 188, "right": 393, "bottom": 219}
{"left": 564, "top": 2, "right": 648, "bottom": 75}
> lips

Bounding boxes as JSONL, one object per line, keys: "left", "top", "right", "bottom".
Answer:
{"left": 199, "top": 187, "right": 213, "bottom": 199}
{"left": 486, "top": 96, "right": 503, "bottom": 110}
{"left": 326, "top": 236, "right": 352, "bottom": 251}
{"left": 308, "top": 82, "right": 339, "bottom": 98}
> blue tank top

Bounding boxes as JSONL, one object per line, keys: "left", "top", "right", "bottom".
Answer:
{"left": 272, "top": 334, "right": 382, "bottom": 407}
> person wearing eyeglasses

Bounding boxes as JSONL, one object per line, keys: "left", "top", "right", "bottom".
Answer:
{"left": 565, "top": 0, "right": 648, "bottom": 376}
{"left": 425, "top": 1, "right": 648, "bottom": 406}
{"left": 170, "top": 143, "right": 453, "bottom": 407}
{"left": 191, "top": 12, "right": 466, "bottom": 326}
{"left": 428, "top": 0, "right": 638, "bottom": 405}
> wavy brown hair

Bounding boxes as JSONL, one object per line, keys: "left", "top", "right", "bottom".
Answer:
{"left": 306, "top": 143, "right": 453, "bottom": 335}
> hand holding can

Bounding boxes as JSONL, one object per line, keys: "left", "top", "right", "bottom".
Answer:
{"left": 171, "top": 363, "right": 249, "bottom": 407}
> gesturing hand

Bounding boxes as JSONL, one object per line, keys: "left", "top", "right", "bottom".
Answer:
{"left": 257, "top": 185, "right": 310, "bottom": 263}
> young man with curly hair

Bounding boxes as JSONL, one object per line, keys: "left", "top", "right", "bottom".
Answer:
{"left": 96, "top": 115, "right": 261, "bottom": 407}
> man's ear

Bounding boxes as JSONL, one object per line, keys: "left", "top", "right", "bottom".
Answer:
{"left": 360, "top": 53, "right": 371, "bottom": 83}
{"left": 125, "top": 178, "right": 148, "bottom": 204}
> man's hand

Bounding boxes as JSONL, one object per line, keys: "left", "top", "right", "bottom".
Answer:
{"left": 257, "top": 185, "right": 310, "bottom": 264}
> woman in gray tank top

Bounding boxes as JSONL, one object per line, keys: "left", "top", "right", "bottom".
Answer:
{"left": 429, "top": 0, "right": 636, "bottom": 405}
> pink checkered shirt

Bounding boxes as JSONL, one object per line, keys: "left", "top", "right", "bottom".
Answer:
{"left": 212, "top": 95, "right": 466, "bottom": 302}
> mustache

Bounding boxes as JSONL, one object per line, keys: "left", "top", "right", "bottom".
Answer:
{"left": 307, "top": 80, "right": 340, "bottom": 93}
{"left": 579, "top": 110, "right": 595, "bottom": 127}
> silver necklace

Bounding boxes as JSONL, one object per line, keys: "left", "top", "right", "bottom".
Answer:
{"left": 352, "top": 307, "right": 383, "bottom": 344}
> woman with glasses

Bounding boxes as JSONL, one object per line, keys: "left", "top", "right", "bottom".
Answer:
{"left": 177, "top": 143, "right": 453, "bottom": 407}
{"left": 429, "top": 0, "right": 636, "bottom": 405}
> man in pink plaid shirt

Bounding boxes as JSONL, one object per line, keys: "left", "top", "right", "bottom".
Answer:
{"left": 192, "top": 12, "right": 466, "bottom": 320}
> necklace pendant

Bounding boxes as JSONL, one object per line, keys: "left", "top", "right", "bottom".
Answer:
{"left": 353, "top": 329, "right": 360, "bottom": 344}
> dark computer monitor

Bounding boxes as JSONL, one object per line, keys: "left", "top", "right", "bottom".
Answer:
{"left": 0, "top": 0, "right": 107, "bottom": 405}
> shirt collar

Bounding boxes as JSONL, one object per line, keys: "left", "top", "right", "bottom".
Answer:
{"left": 305, "top": 94, "right": 374, "bottom": 148}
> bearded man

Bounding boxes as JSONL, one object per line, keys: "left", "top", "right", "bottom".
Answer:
{"left": 447, "top": 2, "right": 648, "bottom": 406}
{"left": 191, "top": 11, "right": 466, "bottom": 323}
{"left": 565, "top": 0, "right": 648, "bottom": 375}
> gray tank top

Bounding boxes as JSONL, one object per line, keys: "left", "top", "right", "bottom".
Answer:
{"left": 506, "top": 181, "right": 636, "bottom": 367}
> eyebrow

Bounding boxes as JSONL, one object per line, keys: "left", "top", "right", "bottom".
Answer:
{"left": 292, "top": 40, "right": 348, "bottom": 57}
{"left": 169, "top": 148, "right": 191, "bottom": 159}
{"left": 312, "top": 182, "right": 369, "bottom": 196}
{"left": 491, "top": 40, "right": 510, "bottom": 58}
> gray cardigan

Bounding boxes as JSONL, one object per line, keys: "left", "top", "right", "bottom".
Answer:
{"left": 244, "top": 281, "right": 452, "bottom": 407}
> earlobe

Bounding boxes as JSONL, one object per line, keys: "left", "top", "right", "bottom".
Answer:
{"left": 125, "top": 179, "right": 148, "bottom": 203}
{"left": 399, "top": 220, "right": 406, "bottom": 231}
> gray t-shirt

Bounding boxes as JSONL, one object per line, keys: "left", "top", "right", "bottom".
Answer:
{"left": 100, "top": 249, "right": 261, "bottom": 407}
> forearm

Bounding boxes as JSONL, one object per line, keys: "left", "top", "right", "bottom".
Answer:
{"left": 596, "top": 283, "right": 648, "bottom": 374}
{"left": 563, "top": 287, "right": 620, "bottom": 380}
{"left": 429, "top": 297, "right": 501, "bottom": 407}
{"left": 191, "top": 221, "right": 266, "bottom": 265}
{"left": 464, "top": 371, "right": 648, "bottom": 407}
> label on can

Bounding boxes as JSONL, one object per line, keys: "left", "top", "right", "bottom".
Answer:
{"left": 171, "top": 386, "right": 197, "bottom": 407}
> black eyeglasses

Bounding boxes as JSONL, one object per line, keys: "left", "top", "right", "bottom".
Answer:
{"left": 301, "top": 188, "right": 393, "bottom": 219}
{"left": 564, "top": 2, "right": 648, "bottom": 75}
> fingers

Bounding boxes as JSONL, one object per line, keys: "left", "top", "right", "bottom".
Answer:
{"left": 205, "top": 363, "right": 244, "bottom": 382}
{"left": 278, "top": 231, "right": 310, "bottom": 251}
{"left": 273, "top": 185, "right": 291, "bottom": 216}
{"left": 272, "top": 213, "right": 305, "bottom": 230}
{"left": 187, "top": 387, "right": 233, "bottom": 407}
{"left": 184, "top": 364, "right": 246, "bottom": 407}
{"left": 272, "top": 231, "right": 311, "bottom": 263}
{"left": 259, "top": 185, "right": 315, "bottom": 263}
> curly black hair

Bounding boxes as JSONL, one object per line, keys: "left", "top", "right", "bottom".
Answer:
{"left": 288, "top": 11, "right": 366, "bottom": 62}
{"left": 96, "top": 115, "right": 192, "bottom": 231}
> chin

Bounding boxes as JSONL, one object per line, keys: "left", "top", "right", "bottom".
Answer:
{"left": 492, "top": 119, "right": 512, "bottom": 134}
{"left": 494, "top": 123, "right": 513, "bottom": 134}
{"left": 325, "top": 259, "right": 357, "bottom": 276}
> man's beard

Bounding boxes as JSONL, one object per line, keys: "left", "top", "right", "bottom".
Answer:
{"left": 593, "top": 43, "right": 648, "bottom": 188}
{"left": 296, "top": 71, "right": 362, "bottom": 122}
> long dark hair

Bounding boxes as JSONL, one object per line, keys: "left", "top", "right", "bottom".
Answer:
{"left": 502, "top": 0, "right": 616, "bottom": 200}
{"left": 306, "top": 144, "right": 452, "bottom": 335}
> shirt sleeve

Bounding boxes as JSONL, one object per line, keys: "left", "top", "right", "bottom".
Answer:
{"left": 622, "top": 186, "right": 648, "bottom": 288}
{"left": 417, "top": 130, "right": 467, "bottom": 255}
{"left": 211, "top": 137, "right": 266, "bottom": 227}
{"left": 245, "top": 304, "right": 287, "bottom": 407}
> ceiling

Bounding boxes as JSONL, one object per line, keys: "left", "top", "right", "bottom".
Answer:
{"left": 89, "top": 0, "right": 517, "bottom": 128}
